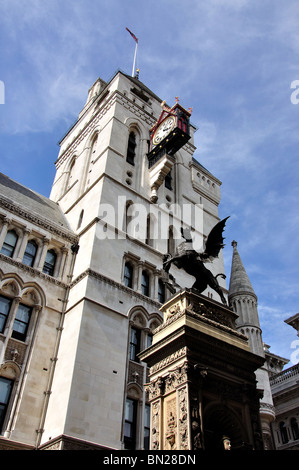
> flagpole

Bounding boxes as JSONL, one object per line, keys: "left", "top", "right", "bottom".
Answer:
{"left": 126, "top": 28, "right": 139, "bottom": 77}
{"left": 132, "top": 41, "right": 138, "bottom": 77}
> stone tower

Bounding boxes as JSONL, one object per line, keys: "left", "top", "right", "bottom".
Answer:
{"left": 38, "top": 70, "right": 227, "bottom": 450}
{"left": 228, "top": 240, "right": 275, "bottom": 449}
{"left": 0, "top": 70, "right": 228, "bottom": 451}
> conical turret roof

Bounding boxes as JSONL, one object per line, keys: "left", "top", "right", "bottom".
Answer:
{"left": 228, "top": 241, "right": 256, "bottom": 299}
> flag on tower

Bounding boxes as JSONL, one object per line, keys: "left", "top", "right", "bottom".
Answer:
{"left": 126, "top": 27, "right": 139, "bottom": 77}
{"left": 126, "top": 27, "right": 138, "bottom": 43}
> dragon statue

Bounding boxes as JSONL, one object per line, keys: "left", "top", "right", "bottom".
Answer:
{"left": 163, "top": 217, "right": 229, "bottom": 305}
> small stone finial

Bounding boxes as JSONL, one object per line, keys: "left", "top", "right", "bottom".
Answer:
{"left": 132, "top": 371, "right": 139, "bottom": 383}
{"left": 11, "top": 349, "right": 19, "bottom": 362}
{"left": 231, "top": 240, "right": 237, "bottom": 248}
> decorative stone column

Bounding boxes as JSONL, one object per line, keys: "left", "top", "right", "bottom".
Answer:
{"left": 16, "top": 227, "right": 31, "bottom": 262}
{"left": 0, "top": 217, "right": 11, "bottom": 250}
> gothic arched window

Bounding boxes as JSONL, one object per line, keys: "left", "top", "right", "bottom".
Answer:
{"left": 42, "top": 249, "right": 57, "bottom": 276}
{"left": 141, "top": 271, "right": 149, "bottom": 297}
{"left": 77, "top": 210, "right": 84, "bottom": 230}
{"left": 144, "top": 403, "right": 150, "bottom": 450}
{"left": 86, "top": 133, "right": 98, "bottom": 189}
{"left": 125, "top": 201, "right": 134, "bottom": 236}
{"left": 124, "top": 397, "right": 138, "bottom": 450}
{"left": 124, "top": 262, "right": 134, "bottom": 288}
{"left": 11, "top": 303, "right": 32, "bottom": 342}
{"left": 126, "top": 132, "right": 136, "bottom": 165}
{"left": 67, "top": 157, "right": 77, "bottom": 189}
{"left": 291, "top": 417, "right": 299, "bottom": 441}
{"left": 0, "top": 296, "right": 12, "bottom": 334}
{"left": 1, "top": 230, "right": 18, "bottom": 258}
{"left": 146, "top": 214, "right": 155, "bottom": 247}
{"left": 129, "top": 326, "right": 141, "bottom": 362}
{"left": 167, "top": 226, "right": 175, "bottom": 255}
{"left": 23, "top": 240, "right": 38, "bottom": 267}
{"left": 0, "top": 376, "right": 14, "bottom": 433}
{"left": 279, "top": 421, "right": 289, "bottom": 444}
{"left": 158, "top": 279, "right": 165, "bottom": 303}
{"left": 165, "top": 170, "right": 172, "bottom": 190}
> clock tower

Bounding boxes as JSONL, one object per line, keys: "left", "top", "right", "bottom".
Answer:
{"left": 0, "top": 70, "right": 226, "bottom": 451}
{"left": 43, "top": 71, "right": 226, "bottom": 450}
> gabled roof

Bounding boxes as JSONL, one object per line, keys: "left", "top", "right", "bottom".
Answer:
{"left": 0, "top": 172, "right": 72, "bottom": 231}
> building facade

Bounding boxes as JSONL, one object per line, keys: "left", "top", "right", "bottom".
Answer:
{"left": 0, "top": 71, "right": 228, "bottom": 450}
{"left": 270, "top": 314, "right": 299, "bottom": 450}
{"left": 0, "top": 70, "right": 293, "bottom": 451}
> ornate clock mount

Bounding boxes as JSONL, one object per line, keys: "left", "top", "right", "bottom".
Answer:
{"left": 148, "top": 99, "right": 192, "bottom": 203}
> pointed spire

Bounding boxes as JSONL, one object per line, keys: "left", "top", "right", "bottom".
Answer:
{"left": 228, "top": 241, "right": 256, "bottom": 299}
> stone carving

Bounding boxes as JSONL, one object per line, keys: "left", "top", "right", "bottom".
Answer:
{"left": 163, "top": 218, "right": 229, "bottom": 304}
{"left": 164, "top": 363, "right": 189, "bottom": 395}
{"left": 186, "top": 300, "right": 234, "bottom": 329}
{"left": 149, "top": 347, "right": 187, "bottom": 375}
{"left": 190, "top": 391, "right": 203, "bottom": 450}
{"left": 178, "top": 387, "right": 189, "bottom": 450}
{"left": 151, "top": 401, "right": 160, "bottom": 450}
{"left": 165, "top": 399, "right": 177, "bottom": 450}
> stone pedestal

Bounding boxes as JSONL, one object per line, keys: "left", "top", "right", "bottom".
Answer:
{"left": 139, "top": 289, "right": 265, "bottom": 451}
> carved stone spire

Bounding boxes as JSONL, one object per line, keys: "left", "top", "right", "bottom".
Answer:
{"left": 228, "top": 240, "right": 261, "bottom": 348}
{"left": 228, "top": 241, "right": 276, "bottom": 449}
{"left": 229, "top": 240, "right": 256, "bottom": 299}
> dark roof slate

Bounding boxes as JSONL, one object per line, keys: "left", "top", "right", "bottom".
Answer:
{"left": 0, "top": 172, "right": 72, "bottom": 231}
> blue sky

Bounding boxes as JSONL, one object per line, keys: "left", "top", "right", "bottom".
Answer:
{"left": 0, "top": 0, "right": 299, "bottom": 365}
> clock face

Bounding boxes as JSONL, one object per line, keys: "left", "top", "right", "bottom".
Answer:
{"left": 152, "top": 116, "right": 176, "bottom": 146}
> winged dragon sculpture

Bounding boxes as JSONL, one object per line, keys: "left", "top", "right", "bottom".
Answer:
{"left": 163, "top": 217, "right": 229, "bottom": 305}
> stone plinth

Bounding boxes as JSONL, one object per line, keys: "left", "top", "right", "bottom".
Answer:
{"left": 139, "top": 289, "right": 265, "bottom": 451}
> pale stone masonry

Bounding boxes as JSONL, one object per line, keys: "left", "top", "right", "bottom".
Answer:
{"left": 0, "top": 71, "right": 226, "bottom": 450}
{"left": 0, "top": 70, "right": 290, "bottom": 451}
